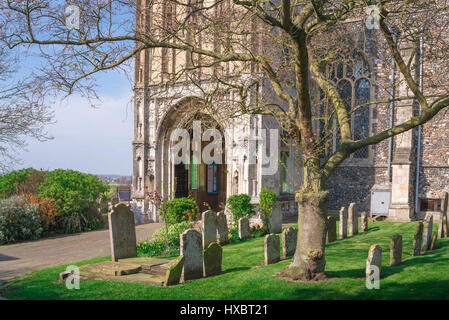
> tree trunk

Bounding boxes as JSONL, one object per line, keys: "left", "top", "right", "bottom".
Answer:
{"left": 282, "top": 189, "right": 329, "bottom": 281}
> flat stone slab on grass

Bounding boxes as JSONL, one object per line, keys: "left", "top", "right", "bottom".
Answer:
{"left": 78, "top": 257, "right": 171, "bottom": 286}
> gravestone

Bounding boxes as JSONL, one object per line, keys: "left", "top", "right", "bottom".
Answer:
{"left": 327, "top": 216, "right": 337, "bottom": 243}
{"left": 180, "top": 229, "right": 203, "bottom": 281}
{"left": 366, "top": 244, "right": 382, "bottom": 279}
{"left": 430, "top": 233, "right": 438, "bottom": 251}
{"left": 202, "top": 210, "right": 217, "bottom": 249}
{"left": 390, "top": 234, "right": 402, "bottom": 267}
{"left": 348, "top": 203, "right": 359, "bottom": 236}
{"left": 108, "top": 203, "right": 137, "bottom": 261}
{"left": 165, "top": 255, "right": 185, "bottom": 286}
{"left": 282, "top": 227, "right": 297, "bottom": 258}
{"left": 264, "top": 234, "right": 280, "bottom": 265}
{"left": 422, "top": 213, "right": 433, "bottom": 252}
{"left": 203, "top": 243, "right": 223, "bottom": 277}
{"left": 361, "top": 212, "right": 369, "bottom": 232}
{"left": 438, "top": 192, "right": 448, "bottom": 238}
{"left": 216, "top": 212, "right": 229, "bottom": 245}
{"left": 339, "top": 207, "right": 348, "bottom": 240}
{"left": 412, "top": 222, "right": 424, "bottom": 256}
{"left": 238, "top": 217, "right": 250, "bottom": 240}
{"left": 269, "top": 205, "right": 282, "bottom": 234}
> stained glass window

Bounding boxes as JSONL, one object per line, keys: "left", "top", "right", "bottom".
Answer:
{"left": 207, "top": 164, "right": 217, "bottom": 194}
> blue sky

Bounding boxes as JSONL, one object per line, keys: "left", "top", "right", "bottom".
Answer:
{"left": 13, "top": 70, "right": 134, "bottom": 176}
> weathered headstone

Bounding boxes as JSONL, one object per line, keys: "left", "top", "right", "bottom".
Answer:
{"left": 422, "top": 213, "right": 434, "bottom": 252}
{"left": 216, "top": 212, "right": 229, "bottom": 245}
{"left": 269, "top": 205, "right": 282, "bottom": 234}
{"left": 348, "top": 203, "right": 359, "bottom": 236}
{"left": 202, "top": 210, "right": 217, "bottom": 249}
{"left": 180, "top": 229, "right": 203, "bottom": 281}
{"left": 361, "top": 212, "right": 369, "bottom": 232}
{"left": 282, "top": 227, "right": 297, "bottom": 258}
{"left": 412, "top": 222, "right": 424, "bottom": 256}
{"left": 327, "top": 216, "right": 337, "bottom": 243}
{"left": 238, "top": 217, "right": 250, "bottom": 240}
{"left": 203, "top": 243, "right": 223, "bottom": 277}
{"left": 438, "top": 192, "right": 448, "bottom": 238}
{"left": 108, "top": 203, "right": 137, "bottom": 261}
{"left": 429, "top": 233, "right": 438, "bottom": 251}
{"left": 165, "top": 256, "right": 184, "bottom": 286}
{"left": 366, "top": 244, "right": 382, "bottom": 279}
{"left": 390, "top": 234, "right": 402, "bottom": 267}
{"left": 264, "top": 234, "right": 280, "bottom": 265}
{"left": 339, "top": 207, "right": 348, "bottom": 239}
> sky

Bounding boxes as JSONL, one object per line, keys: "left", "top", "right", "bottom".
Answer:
{"left": 13, "top": 70, "right": 134, "bottom": 176}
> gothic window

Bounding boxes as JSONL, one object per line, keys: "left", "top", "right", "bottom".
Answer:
{"left": 281, "top": 151, "right": 294, "bottom": 194}
{"left": 330, "top": 56, "right": 372, "bottom": 160}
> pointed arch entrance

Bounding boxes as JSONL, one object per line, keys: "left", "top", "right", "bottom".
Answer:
{"left": 156, "top": 99, "right": 227, "bottom": 213}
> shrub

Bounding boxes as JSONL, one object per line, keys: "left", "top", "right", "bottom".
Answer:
{"left": 228, "top": 227, "right": 241, "bottom": 243}
{"left": 38, "top": 169, "right": 109, "bottom": 233}
{"left": 0, "top": 168, "right": 33, "bottom": 199}
{"left": 226, "top": 194, "right": 255, "bottom": 226}
{"left": 160, "top": 197, "right": 199, "bottom": 225}
{"left": 258, "top": 188, "right": 277, "bottom": 228}
{"left": 21, "top": 194, "right": 58, "bottom": 233}
{"left": 137, "top": 238, "right": 179, "bottom": 257}
{"left": 250, "top": 224, "right": 270, "bottom": 238}
{"left": 152, "top": 221, "right": 191, "bottom": 248}
{"left": 0, "top": 196, "right": 43, "bottom": 244}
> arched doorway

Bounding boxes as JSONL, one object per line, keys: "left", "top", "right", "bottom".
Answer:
{"left": 157, "top": 100, "right": 227, "bottom": 213}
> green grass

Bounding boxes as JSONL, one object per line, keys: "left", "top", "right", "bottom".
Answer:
{"left": 2, "top": 220, "right": 449, "bottom": 300}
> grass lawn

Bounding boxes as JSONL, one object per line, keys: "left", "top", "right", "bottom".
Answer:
{"left": 2, "top": 220, "right": 449, "bottom": 300}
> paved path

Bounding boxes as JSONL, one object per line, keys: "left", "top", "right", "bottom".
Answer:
{"left": 0, "top": 223, "right": 163, "bottom": 281}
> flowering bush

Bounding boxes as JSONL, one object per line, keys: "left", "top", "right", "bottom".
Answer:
{"left": 152, "top": 221, "right": 191, "bottom": 247}
{"left": 21, "top": 194, "right": 58, "bottom": 232}
{"left": 0, "top": 196, "right": 43, "bottom": 244}
{"left": 137, "top": 238, "right": 179, "bottom": 257}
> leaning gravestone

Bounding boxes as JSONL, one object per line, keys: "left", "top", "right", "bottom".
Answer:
{"left": 412, "top": 222, "right": 424, "bottom": 256}
{"left": 348, "top": 203, "right": 359, "bottom": 237}
{"left": 238, "top": 217, "right": 250, "bottom": 240}
{"left": 339, "top": 207, "right": 348, "bottom": 239}
{"left": 264, "top": 234, "right": 280, "bottom": 265}
{"left": 165, "top": 255, "right": 185, "bottom": 286}
{"left": 202, "top": 210, "right": 217, "bottom": 249}
{"left": 216, "top": 212, "right": 229, "bottom": 245}
{"left": 203, "top": 243, "right": 223, "bottom": 277}
{"left": 180, "top": 229, "right": 203, "bottom": 281}
{"left": 438, "top": 192, "right": 448, "bottom": 238}
{"left": 108, "top": 203, "right": 137, "bottom": 261}
{"left": 422, "top": 213, "right": 433, "bottom": 252}
{"left": 327, "top": 216, "right": 337, "bottom": 243}
{"left": 361, "top": 212, "right": 369, "bottom": 232}
{"left": 282, "top": 227, "right": 297, "bottom": 258}
{"left": 390, "top": 234, "right": 402, "bottom": 267}
{"left": 366, "top": 244, "right": 382, "bottom": 279}
{"left": 430, "top": 233, "right": 438, "bottom": 251}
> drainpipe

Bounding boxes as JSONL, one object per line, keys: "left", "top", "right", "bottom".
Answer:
{"left": 414, "top": 36, "right": 424, "bottom": 214}
{"left": 387, "top": 35, "right": 397, "bottom": 183}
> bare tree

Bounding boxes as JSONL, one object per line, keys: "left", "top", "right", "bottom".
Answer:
{"left": 2, "top": 0, "right": 449, "bottom": 280}
{"left": 0, "top": 47, "right": 53, "bottom": 173}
